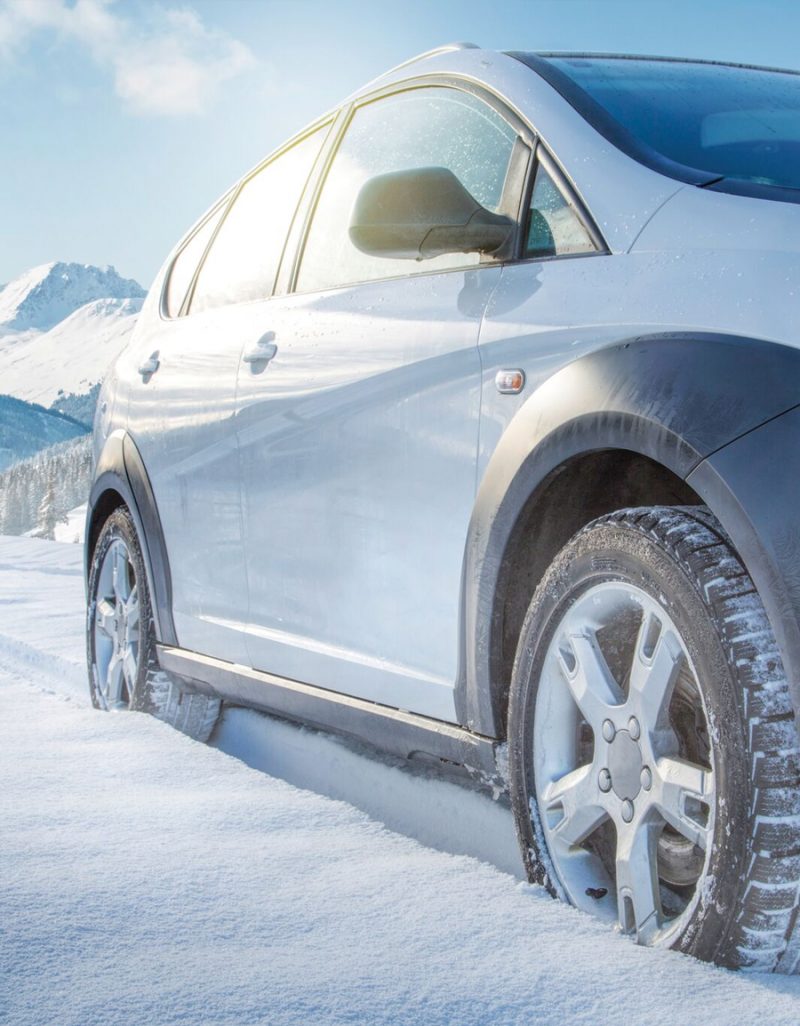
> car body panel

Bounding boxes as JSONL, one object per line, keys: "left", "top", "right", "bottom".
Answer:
{"left": 123, "top": 307, "right": 250, "bottom": 665}
{"left": 235, "top": 268, "right": 501, "bottom": 722}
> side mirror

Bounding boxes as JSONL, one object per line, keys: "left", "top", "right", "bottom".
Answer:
{"left": 349, "top": 166, "right": 514, "bottom": 260}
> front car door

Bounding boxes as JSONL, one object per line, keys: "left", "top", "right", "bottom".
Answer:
{"left": 236, "top": 84, "right": 530, "bottom": 721}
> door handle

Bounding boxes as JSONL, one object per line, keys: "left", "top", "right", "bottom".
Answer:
{"left": 243, "top": 332, "right": 278, "bottom": 365}
{"left": 138, "top": 351, "right": 160, "bottom": 378}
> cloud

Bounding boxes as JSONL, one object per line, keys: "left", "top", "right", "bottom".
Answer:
{"left": 0, "top": 0, "right": 64, "bottom": 60}
{"left": 0, "top": 0, "right": 256, "bottom": 116}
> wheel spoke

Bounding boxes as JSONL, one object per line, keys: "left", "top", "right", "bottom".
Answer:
{"left": 105, "top": 651, "right": 125, "bottom": 706}
{"left": 559, "top": 633, "right": 624, "bottom": 725}
{"left": 628, "top": 619, "right": 684, "bottom": 727}
{"left": 113, "top": 545, "right": 130, "bottom": 602}
{"left": 95, "top": 598, "right": 116, "bottom": 639}
{"left": 125, "top": 586, "right": 139, "bottom": 628}
{"left": 654, "top": 757, "right": 712, "bottom": 850}
{"left": 542, "top": 764, "right": 607, "bottom": 846}
{"left": 615, "top": 819, "right": 661, "bottom": 943}
{"left": 122, "top": 649, "right": 138, "bottom": 699}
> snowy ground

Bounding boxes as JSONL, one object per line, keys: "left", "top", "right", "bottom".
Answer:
{"left": 52, "top": 503, "right": 87, "bottom": 546}
{"left": 2, "top": 537, "right": 800, "bottom": 1025}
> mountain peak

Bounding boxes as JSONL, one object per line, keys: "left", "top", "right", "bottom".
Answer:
{"left": 0, "top": 262, "right": 146, "bottom": 334}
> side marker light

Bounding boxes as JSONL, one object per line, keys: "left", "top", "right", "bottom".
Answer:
{"left": 495, "top": 369, "right": 525, "bottom": 395}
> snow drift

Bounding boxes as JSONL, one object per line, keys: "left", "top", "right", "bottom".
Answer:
{"left": 2, "top": 536, "right": 800, "bottom": 1025}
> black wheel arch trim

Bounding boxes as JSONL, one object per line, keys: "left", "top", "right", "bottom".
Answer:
{"left": 85, "top": 429, "right": 177, "bottom": 647}
{"left": 459, "top": 331, "right": 800, "bottom": 736}
{"left": 687, "top": 406, "right": 800, "bottom": 733}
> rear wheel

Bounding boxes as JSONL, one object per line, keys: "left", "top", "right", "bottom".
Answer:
{"left": 508, "top": 506, "right": 800, "bottom": 970}
{"left": 87, "top": 507, "right": 220, "bottom": 742}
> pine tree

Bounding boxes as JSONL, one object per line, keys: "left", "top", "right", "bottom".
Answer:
{"left": 35, "top": 481, "right": 58, "bottom": 540}
{"left": 0, "top": 435, "right": 93, "bottom": 538}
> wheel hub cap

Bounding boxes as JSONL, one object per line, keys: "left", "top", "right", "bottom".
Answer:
{"left": 608, "top": 731, "right": 643, "bottom": 801}
{"left": 91, "top": 538, "right": 141, "bottom": 711}
{"left": 533, "top": 582, "right": 715, "bottom": 948}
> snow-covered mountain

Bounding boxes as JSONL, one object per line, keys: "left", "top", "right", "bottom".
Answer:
{"left": 0, "top": 261, "right": 146, "bottom": 408}
{"left": 0, "top": 261, "right": 144, "bottom": 334}
{"left": 0, "top": 295, "right": 143, "bottom": 406}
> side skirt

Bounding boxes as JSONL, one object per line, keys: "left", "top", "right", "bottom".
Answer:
{"left": 157, "top": 645, "right": 503, "bottom": 787}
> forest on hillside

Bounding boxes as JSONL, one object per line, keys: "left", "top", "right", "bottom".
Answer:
{"left": 0, "top": 436, "right": 92, "bottom": 538}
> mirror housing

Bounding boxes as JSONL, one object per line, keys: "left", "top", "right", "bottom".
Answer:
{"left": 349, "top": 166, "right": 514, "bottom": 260}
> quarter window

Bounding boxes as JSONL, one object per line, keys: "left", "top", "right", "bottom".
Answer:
{"left": 526, "top": 163, "right": 596, "bottom": 258}
{"left": 164, "top": 198, "right": 228, "bottom": 318}
{"left": 297, "top": 87, "right": 518, "bottom": 293}
{"left": 190, "top": 124, "right": 329, "bottom": 313}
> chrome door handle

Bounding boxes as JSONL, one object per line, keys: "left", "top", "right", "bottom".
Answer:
{"left": 243, "top": 332, "right": 278, "bottom": 365}
{"left": 138, "top": 351, "right": 160, "bottom": 378}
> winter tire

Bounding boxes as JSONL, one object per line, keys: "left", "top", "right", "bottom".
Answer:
{"left": 87, "top": 507, "right": 221, "bottom": 742}
{"left": 508, "top": 506, "right": 800, "bottom": 971}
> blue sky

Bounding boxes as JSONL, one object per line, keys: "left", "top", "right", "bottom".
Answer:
{"left": 1, "top": 0, "right": 799, "bottom": 287}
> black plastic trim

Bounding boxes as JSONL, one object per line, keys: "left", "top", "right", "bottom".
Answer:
{"left": 86, "top": 430, "right": 177, "bottom": 646}
{"left": 703, "top": 177, "right": 800, "bottom": 204}
{"left": 687, "top": 406, "right": 800, "bottom": 728}
{"left": 158, "top": 645, "right": 501, "bottom": 782}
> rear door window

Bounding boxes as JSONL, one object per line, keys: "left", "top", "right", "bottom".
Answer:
{"left": 190, "top": 124, "right": 329, "bottom": 313}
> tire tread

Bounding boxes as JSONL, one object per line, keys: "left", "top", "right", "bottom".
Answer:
{"left": 589, "top": 506, "right": 800, "bottom": 972}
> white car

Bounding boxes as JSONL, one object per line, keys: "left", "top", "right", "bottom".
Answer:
{"left": 86, "top": 45, "right": 800, "bottom": 971}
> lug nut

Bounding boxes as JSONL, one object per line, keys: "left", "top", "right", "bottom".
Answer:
{"left": 641, "top": 766, "right": 652, "bottom": 791}
{"left": 602, "top": 719, "right": 616, "bottom": 743}
{"left": 628, "top": 716, "right": 641, "bottom": 740}
{"left": 621, "top": 800, "right": 634, "bottom": 823}
{"left": 598, "top": 768, "right": 612, "bottom": 793}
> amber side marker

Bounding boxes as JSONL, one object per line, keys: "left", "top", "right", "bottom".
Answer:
{"left": 495, "top": 369, "right": 526, "bottom": 394}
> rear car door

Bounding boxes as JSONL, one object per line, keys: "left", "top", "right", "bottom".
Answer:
{"left": 126, "top": 125, "right": 330, "bottom": 664}
{"left": 235, "top": 84, "right": 528, "bottom": 721}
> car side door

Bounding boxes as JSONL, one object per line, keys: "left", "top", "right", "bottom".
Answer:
{"left": 126, "top": 124, "right": 331, "bottom": 665}
{"left": 234, "top": 84, "right": 530, "bottom": 722}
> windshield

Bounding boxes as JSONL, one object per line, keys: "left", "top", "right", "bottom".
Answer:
{"left": 515, "top": 54, "right": 800, "bottom": 194}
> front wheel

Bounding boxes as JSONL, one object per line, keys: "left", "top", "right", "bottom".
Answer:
{"left": 508, "top": 506, "right": 800, "bottom": 971}
{"left": 87, "top": 506, "right": 220, "bottom": 742}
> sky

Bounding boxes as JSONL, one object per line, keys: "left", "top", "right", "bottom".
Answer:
{"left": 1, "top": 0, "right": 799, "bottom": 289}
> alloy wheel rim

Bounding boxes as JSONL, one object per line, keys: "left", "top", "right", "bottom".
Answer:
{"left": 92, "top": 539, "right": 141, "bottom": 710}
{"left": 533, "top": 581, "right": 714, "bottom": 945}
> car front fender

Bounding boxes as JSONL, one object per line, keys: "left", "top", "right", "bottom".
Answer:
{"left": 461, "top": 332, "right": 800, "bottom": 735}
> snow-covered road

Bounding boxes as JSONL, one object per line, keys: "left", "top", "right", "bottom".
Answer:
{"left": 3, "top": 537, "right": 800, "bottom": 1025}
